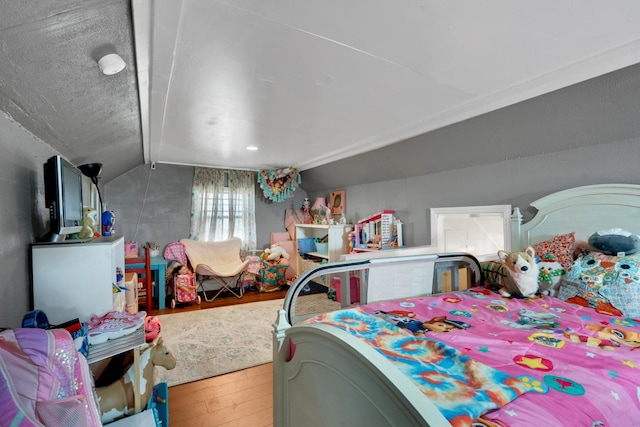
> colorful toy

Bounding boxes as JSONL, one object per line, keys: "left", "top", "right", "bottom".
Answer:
{"left": 102, "top": 210, "right": 116, "bottom": 236}
{"left": 166, "top": 261, "right": 201, "bottom": 308}
{"left": 144, "top": 316, "right": 162, "bottom": 342}
{"left": 497, "top": 246, "right": 540, "bottom": 298}
{"left": 95, "top": 337, "right": 176, "bottom": 423}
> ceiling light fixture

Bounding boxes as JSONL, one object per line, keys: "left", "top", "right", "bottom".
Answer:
{"left": 98, "top": 53, "right": 126, "bottom": 75}
{"left": 246, "top": 146, "right": 258, "bottom": 151}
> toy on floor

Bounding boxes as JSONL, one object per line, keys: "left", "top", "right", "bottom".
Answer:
{"left": 95, "top": 337, "right": 176, "bottom": 424}
{"left": 166, "top": 260, "right": 201, "bottom": 308}
{"left": 258, "top": 245, "right": 290, "bottom": 291}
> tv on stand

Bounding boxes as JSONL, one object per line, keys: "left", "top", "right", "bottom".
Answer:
{"left": 40, "top": 155, "right": 86, "bottom": 243}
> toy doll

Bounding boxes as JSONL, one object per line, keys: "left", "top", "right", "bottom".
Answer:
{"left": 172, "top": 263, "right": 196, "bottom": 293}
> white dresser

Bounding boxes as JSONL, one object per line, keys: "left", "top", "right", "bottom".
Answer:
{"left": 31, "top": 235, "right": 125, "bottom": 324}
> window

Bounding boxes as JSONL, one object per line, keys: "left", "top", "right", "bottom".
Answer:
{"left": 430, "top": 205, "right": 512, "bottom": 261}
{"left": 190, "top": 168, "right": 256, "bottom": 250}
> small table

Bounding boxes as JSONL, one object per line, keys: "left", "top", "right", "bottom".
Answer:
{"left": 126, "top": 256, "right": 167, "bottom": 310}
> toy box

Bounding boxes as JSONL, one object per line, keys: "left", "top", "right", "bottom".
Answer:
{"left": 259, "top": 260, "right": 288, "bottom": 292}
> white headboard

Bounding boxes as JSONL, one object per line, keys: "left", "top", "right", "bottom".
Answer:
{"left": 511, "top": 183, "right": 640, "bottom": 250}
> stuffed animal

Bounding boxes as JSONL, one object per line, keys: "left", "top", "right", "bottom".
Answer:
{"left": 536, "top": 253, "right": 565, "bottom": 296}
{"left": 497, "top": 246, "right": 540, "bottom": 298}
{"left": 78, "top": 207, "right": 98, "bottom": 239}
{"left": 588, "top": 228, "right": 640, "bottom": 255}
{"left": 262, "top": 245, "right": 290, "bottom": 262}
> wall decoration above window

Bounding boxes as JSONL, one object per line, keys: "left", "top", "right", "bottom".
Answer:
{"left": 258, "top": 168, "right": 301, "bottom": 203}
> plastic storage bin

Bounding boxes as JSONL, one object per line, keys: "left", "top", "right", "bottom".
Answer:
{"left": 315, "top": 242, "right": 328, "bottom": 255}
{"left": 297, "top": 237, "right": 317, "bottom": 254}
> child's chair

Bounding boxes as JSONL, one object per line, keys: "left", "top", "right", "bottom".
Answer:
{"left": 124, "top": 247, "right": 152, "bottom": 311}
{"left": 180, "top": 237, "right": 250, "bottom": 302}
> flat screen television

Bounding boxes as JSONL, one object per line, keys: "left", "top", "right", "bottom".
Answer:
{"left": 41, "top": 155, "right": 84, "bottom": 242}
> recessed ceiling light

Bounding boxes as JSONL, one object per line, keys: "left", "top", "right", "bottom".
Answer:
{"left": 246, "top": 146, "right": 258, "bottom": 151}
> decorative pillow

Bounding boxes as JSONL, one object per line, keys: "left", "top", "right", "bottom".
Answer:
{"left": 556, "top": 278, "right": 581, "bottom": 301}
{"left": 588, "top": 228, "right": 640, "bottom": 255}
{"left": 564, "top": 251, "right": 640, "bottom": 308}
{"left": 481, "top": 261, "right": 507, "bottom": 291}
{"left": 531, "top": 232, "right": 575, "bottom": 270}
{"left": 599, "top": 273, "right": 640, "bottom": 318}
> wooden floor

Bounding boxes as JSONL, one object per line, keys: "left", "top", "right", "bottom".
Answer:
{"left": 168, "top": 363, "right": 273, "bottom": 427}
{"left": 148, "top": 288, "right": 286, "bottom": 427}
{"left": 148, "top": 287, "right": 288, "bottom": 317}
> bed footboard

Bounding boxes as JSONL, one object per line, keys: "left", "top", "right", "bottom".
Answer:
{"left": 273, "top": 253, "right": 480, "bottom": 426}
{"left": 272, "top": 320, "right": 451, "bottom": 427}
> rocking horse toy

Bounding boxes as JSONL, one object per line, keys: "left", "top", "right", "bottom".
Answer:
{"left": 95, "top": 337, "right": 176, "bottom": 424}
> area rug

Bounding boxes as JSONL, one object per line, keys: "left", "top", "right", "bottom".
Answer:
{"left": 154, "top": 298, "right": 285, "bottom": 386}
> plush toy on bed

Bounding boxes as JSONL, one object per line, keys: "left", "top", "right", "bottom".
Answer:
{"left": 588, "top": 228, "right": 640, "bottom": 256}
{"left": 496, "top": 246, "right": 540, "bottom": 298}
{"left": 536, "top": 253, "right": 565, "bottom": 297}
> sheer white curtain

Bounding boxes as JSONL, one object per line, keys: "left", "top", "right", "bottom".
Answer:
{"left": 189, "top": 167, "right": 257, "bottom": 251}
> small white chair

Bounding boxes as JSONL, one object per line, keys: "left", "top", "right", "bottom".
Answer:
{"left": 180, "top": 238, "right": 250, "bottom": 302}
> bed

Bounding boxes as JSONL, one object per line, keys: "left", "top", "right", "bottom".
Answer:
{"left": 272, "top": 183, "right": 640, "bottom": 427}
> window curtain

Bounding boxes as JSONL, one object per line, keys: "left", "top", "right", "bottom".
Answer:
{"left": 190, "top": 167, "right": 257, "bottom": 251}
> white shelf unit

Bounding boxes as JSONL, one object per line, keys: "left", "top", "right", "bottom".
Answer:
{"left": 295, "top": 224, "right": 352, "bottom": 286}
{"left": 31, "top": 235, "right": 125, "bottom": 325}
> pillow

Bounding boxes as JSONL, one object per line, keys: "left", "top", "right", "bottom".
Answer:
{"left": 599, "top": 274, "right": 640, "bottom": 318}
{"left": 588, "top": 228, "right": 640, "bottom": 255}
{"left": 481, "top": 261, "right": 506, "bottom": 292}
{"left": 531, "top": 232, "right": 575, "bottom": 270}
{"left": 563, "top": 251, "right": 640, "bottom": 308}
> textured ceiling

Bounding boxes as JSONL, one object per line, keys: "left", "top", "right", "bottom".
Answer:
{"left": 0, "top": 0, "right": 140, "bottom": 182}
{"left": 1, "top": 1, "right": 640, "bottom": 186}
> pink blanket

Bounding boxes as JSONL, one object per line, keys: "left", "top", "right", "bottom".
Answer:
{"left": 359, "top": 289, "right": 640, "bottom": 426}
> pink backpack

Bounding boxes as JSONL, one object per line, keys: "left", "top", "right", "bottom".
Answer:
{"left": 0, "top": 328, "right": 102, "bottom": 427}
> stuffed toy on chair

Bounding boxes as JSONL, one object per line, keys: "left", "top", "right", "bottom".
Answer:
{"left": 496, "top": 246, "right": 540, "bottom": 298}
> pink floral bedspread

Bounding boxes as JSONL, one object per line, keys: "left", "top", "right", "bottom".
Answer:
{"left": 357, "top": 289, "right": 640, "bottom": 426}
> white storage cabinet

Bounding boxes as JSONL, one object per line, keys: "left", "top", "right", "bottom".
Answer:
{"left": 31, "top": 235, "right": 125, "bottom": 325}
{"left": 295, "top": 224, "right": 352, "bottom": 281}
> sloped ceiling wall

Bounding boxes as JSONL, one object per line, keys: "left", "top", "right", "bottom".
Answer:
{"left": 300, "top": 63, "right": 640, "bottom": 193}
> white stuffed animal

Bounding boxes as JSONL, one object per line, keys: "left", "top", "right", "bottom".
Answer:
{"left": 497, "top": 246, "right": 540, "bottom": 298}
{"left": 263, "top": 245, "right": 290, "bottom": 262}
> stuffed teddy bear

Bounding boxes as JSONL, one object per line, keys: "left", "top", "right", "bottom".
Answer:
{"left": 496, "top": 246, "right": 540, "bottom": 298}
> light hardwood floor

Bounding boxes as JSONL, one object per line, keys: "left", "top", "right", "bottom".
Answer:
{"left": 168, "top": 363, "right": 273, "bottom": 427}
{"left": 149, "top": 289, "right": 283, "bottom": 427}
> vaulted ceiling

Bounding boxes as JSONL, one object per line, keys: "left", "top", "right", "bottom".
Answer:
{"left": 1, "top": 1, "right": 640, "bottom": 186}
